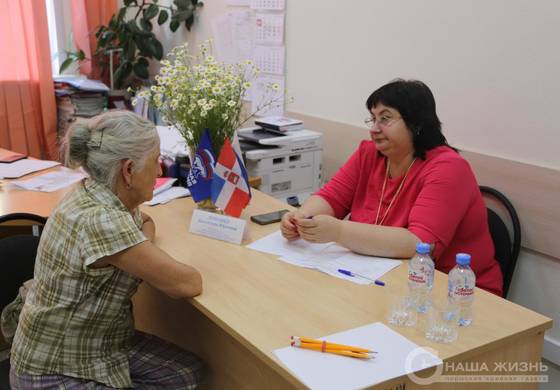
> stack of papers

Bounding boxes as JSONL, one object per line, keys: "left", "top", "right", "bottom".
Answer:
{"left": 145, "top": 178, "right": 190, "bottom": 206}
{"left": 274, "top": 322, "right": 442, "bottom": 389}
{"left": 246, "top": 231, "right": 401, "bottom": 285}
{"left": 0, "top": 160, "right": 60, "bottom": 179}
{"left": 11, "top": 168, "right": 86, "bottom": 192}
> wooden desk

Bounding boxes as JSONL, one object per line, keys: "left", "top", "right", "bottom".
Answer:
{"left": 133, "top": 191, "right": 552, "bottom": 389}
{"left": 1, "top": 147, "right": 552, "bottom": 388}
{"left": 0, "top": 148, "right": 71, "bottom": 218}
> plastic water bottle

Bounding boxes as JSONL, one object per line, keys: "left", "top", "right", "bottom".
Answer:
{"left": 448, "top": 253, "right": 476, "bottom": 326}
{"left": 408, "top": 242, "right": 435, "bottom": 313}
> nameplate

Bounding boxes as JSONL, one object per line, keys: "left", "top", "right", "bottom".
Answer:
{"left": 189, "top": 209, "right": 246, "bottom": 245}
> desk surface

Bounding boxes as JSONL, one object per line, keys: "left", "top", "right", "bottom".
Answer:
{"left": 1, "top": 146, "right": 552, "bottom": 388}
{"left": 0, "top": 148, "right": 261, "bottom": 218}
{"left": 0, "top": 148, "right": 72, "bottom": 218}
{"left": 139, "top": 190, "right": 552, "bottom": 388}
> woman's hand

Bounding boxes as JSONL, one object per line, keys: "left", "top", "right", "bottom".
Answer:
{"left": 280, "top": 211, "right": 302, "bottom": 241}
{"left": 296, "top": 215, "right": 342, "bottom": 243}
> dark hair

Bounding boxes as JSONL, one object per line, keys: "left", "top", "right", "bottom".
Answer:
{"left": 366, "top": 79, "right": 452, "bottom": 159}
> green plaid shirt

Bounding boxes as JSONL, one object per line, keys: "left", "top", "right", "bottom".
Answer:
{"left": 11, "top": 179, "right": 147, "bottom": 388}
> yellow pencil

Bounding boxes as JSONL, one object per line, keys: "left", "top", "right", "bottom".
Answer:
{"left": 291, "top": 336, "right": 375, "bottom": 354}
{"left": 290, "top": 341, "right": 375, "bottom": 359}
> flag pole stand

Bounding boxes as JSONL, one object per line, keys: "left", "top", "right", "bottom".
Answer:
{"left": 196, "top": 199, "right": 223, "bottom": 214}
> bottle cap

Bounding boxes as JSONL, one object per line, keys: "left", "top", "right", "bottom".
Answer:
{"left": 456, "top": 253, "right": 471, "bottom": 265}
{"left": 415, "top": 242, "right": 430, "bottom": 254}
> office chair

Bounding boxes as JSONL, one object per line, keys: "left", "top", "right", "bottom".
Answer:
{"left": 479, "top": 186, "right": 521, "bottom": 298}
{"left": 0, "top": 213, "right": 46, "bottom": 390}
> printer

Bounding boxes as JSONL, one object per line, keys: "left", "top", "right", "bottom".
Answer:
{"left": 238, "top": 126, "right": 323, "bottom": 205}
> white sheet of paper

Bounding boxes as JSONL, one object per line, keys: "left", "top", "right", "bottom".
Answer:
{"left": 274, "top": 322, "right": 442, "bottom": 390}
{"left": 145, "top": 186, "right": 190, "bottom": 206}
{"left": 0, "top": 159, "right": 60, "bottom": 179}
{"left": 246, "top": 230, "right": 331, "bottom": 258}
{"left": 246, "top": 231, "right": 402, "bottom": 285}
{"left": 11, "top": 169, "right": 85, "bottom": 192}
{"left": 153, "top": 178, "right": 177, "bottom": 196}
{"left": 212, "top": 10, "right": 253, "bottom": 64}
{"left": 156, "top": 126, "right": 187, "bottom": 158}
{"left": 144, "top": 187, "right": 191, "bottom": 206}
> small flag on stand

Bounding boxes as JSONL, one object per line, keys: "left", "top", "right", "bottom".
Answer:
{"left": 186, "top": 129, "right": 216, "bottom": 202}
{"left": 211, "top": 138, "right": 251, "bottom": 218}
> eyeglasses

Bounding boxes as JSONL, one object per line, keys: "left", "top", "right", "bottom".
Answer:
{"left": 364, "top": 115, "right": 402, "bottom": 129}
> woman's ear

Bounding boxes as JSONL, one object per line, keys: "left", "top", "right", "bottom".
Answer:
{"left": 121, "top": 159, "right": 134, "bottom": 189}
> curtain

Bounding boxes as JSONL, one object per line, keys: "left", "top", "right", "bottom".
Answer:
{"left": 71, "top": 0, "right": 117, "bottom": 82}
{"left": 0, "top": 0, "right": 58, "bottom": 160}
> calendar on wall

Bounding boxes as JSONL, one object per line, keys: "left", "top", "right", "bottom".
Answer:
{"left": 253, "top": 45, "right": 285, "bottom": 75}
{"left": 250, "top": 0, "right": 285, "bottom": 11}
{"left": 254, "top": 13, "right": 284, "bottom": 45}
{"left": 213, "top": 0, "right": 286, "bottom": 114}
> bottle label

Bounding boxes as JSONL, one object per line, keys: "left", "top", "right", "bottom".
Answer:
{"left": 408, "top": 271, "right": 426, "bottom": 284}
{"left": 452, "top": 286, "right": 474, "bottom": 297}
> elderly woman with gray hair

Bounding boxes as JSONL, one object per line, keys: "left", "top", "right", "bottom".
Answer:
{"left": 8, "top": 111, "right": 204, "bottom": 389}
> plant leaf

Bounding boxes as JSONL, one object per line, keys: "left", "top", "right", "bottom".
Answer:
{"left": 157, "top": 10, "right": 169, "bottom": 25}
{"left": 174, "top": 0, "right": 190, "bottom": 9}
{"left": 117, "top": 7, "right": 127, "bottom": 21}
{"left": 115, "top": 62, "right": 133, "bottom": 89}
{"left": 127, "top": 40, "right": 136, "bottom": 60}
{"left": 134, "top": 35, "right": 153, "bottom": 58}
{"left": 133, "top": 59, "right": 150, "bottom": 79}
{"left": 151, "top": 39, "right": 163, "bottom": 60}
{"left": 169, "top": 20, "right": 180, "bottom": 32}
{"left": 59, "top": 57, "right": 75, "bottom": 74}
{"left": 140, "top": 18, "right": 153, "bottom": 32}
{"left": 144, "top": 4, "right": 159, "bottom": 20}
{"left": 137, "top": 57, "right": 149, "bottom": 68}
{"left": 185, "top": 14, "right": 194, "bottom": 31}
{"left": 172, "top": 9, "right": 193, "bottom": 22}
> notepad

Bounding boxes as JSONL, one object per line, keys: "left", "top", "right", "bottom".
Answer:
{"left": 274, "top": 322, "right": 442, "bottom": 390}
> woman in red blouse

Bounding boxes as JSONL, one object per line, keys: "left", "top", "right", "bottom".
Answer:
{"left": 280, "top": 79, "right": 503, "bottom": 296}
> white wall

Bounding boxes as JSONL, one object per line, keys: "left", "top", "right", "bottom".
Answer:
{"left": 285, "top": 0, "right": 560, "bottom": 170}
{"left": 155, "top": 0, "right": 560, "bottom": 362}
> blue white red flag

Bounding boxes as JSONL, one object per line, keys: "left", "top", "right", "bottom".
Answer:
{"left": 211, "top": 138, "right": 251, "bottom": 218}
{"left": 231, "top": 131, "right": 251, "bottom": 197}
{"left": 186, "top": 129, "right": 216, "bottom": 202}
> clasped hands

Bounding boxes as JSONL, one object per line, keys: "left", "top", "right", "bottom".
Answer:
{"left": 280, "top": 211, "right": 341, "bottom": 243}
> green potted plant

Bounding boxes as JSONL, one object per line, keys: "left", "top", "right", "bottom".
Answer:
{"left": 60, "top": 0, "right": 203, "bottom": 90}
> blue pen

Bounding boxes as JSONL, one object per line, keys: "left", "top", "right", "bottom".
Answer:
{"left": 338, "top": 269, "right": 385, "bottom": 286}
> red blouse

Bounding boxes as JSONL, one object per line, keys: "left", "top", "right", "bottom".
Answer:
{"left": 316, "top": 141, "right": 503, "bottom": 296}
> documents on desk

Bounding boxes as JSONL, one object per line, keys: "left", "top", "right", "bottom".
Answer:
{"left": 246, "top": 231, "right": 401, "bottom": 285}
{"left": 274, "top": 322, "right": 442, "bottom": 390}
{"left": 145, "top": 186, "right": 190, "bottom": 206}
{"left": 11, "top": 168, "right": 86, "bottom": 192}
{"left": 238, "top": 126, "right": 323, "bottom": 204}
{"left": 0, "top": 159, "right": 60, "bottom": 179}
{"left": 145, "top": 177, "right": 191, "bottom": 206}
